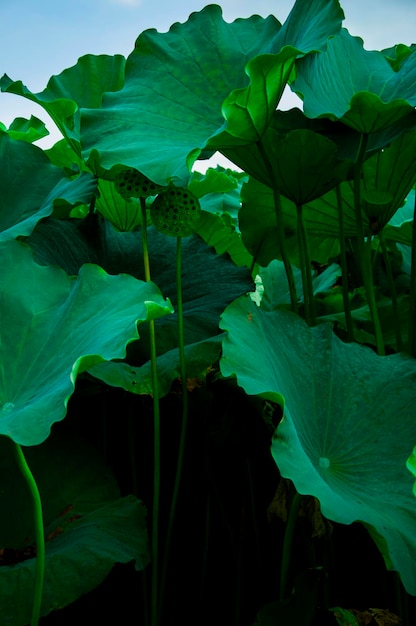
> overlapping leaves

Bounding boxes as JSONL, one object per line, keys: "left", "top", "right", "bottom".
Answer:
{"left": 0, "top": 132, "right": 97, "bottom": 240}
{"left": 293, "top": 28, "right": 416, "bottom": 133}
{"left": 0, "top": 240, "right": 173, "bottom": 445}
{"left": 0, "top": 54, "right": 125, "bottom": 150}
{"left": 80, "top": 1, "right": 343, "bottom": 185}
{"left": 25, "top": 215, "right": 253, "bottom": 396}
{"left": 220, "top": 297, "right": 416, "bottom": 594}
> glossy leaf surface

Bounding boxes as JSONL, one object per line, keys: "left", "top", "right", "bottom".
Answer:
{"left": 220, "top": 298, "right": 416, "bottom": 594}
{"left": 0, "top": 240, "right": 173, "bottom": 445}
{"left": 293, "top": 29, "right": 416, "bottom": 133}
{"left": 0, "top": 55, "right": 125, "bottom": 147}
{"left": 25, "top": 217, "right": 253, "bottom": 396}
{"left": 222, "top": 0, "right": 344, "bottom": 142}
{"left": 81, "top": 5, "right": 282, "bottom": 185}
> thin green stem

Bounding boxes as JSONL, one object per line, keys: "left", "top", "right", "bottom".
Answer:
{"left": 257, "top": 141, "right": 298, "bottom": 313}
{"left": 140, "top": 198, "right": 152, "bottom": 283}
{"left": 13, "top": 443, "right": 45, "bottom": 626}
{"left": 279, "top": 490, "right": 302, "bottom": 600}
{"left": 149, "top": 317, "right": 160, "bottom": 626}
{"left": 159, "top": 236, "right": 189, "bottom": 623}
{"left": 365, "top": 236, "right": 385, "bottom": 355}
{"left": 140, "top": 197, "right": 160, "bottom": 626}
{"left": 296, "top": 203, "right": 316, "bottom": 325}
{"left": 353, "top": 134, "right": 385, "bottom": 355}
{"left": 336, "top": 185, "right": 354, "bottom": 341}
{"left": 408, "top": 192, "right": 416, "bottom": 357}
{"left": 273, "top": 187, "right": 299, "bottom": 314}
{"left": 378, "top": 231, "right": 403, "bottom": 351}
{"left": 297, "top": 207, "right": 310, "bottom": 322}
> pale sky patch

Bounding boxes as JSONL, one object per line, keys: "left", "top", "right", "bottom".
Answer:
{"left": 109, "top": 0, "right": 142, "bottom": 6}
{"left": 1, "top": 0, "right": 415, "bottom": 149}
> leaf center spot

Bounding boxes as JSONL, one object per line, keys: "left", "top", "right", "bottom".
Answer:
{"left": 319, "top": 457, "right": 331, "bottom": 469}
{"left": 1, "top": 402, "right": 15, "bottom": 414}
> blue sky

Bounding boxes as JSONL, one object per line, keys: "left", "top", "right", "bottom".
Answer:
{"left": 1, "top": 0, "right": 415, "bottom": 149}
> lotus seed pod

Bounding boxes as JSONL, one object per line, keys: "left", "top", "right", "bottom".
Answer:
{"left": 150, "top": 186, "right": 201, "bottom": 237}
{"left": 115, "top": 168, "right": 165, "bottom": 199}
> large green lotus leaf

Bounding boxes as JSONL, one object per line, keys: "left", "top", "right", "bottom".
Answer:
{"left": 221, "top": 0, "right": 344, "bottom": 142}
{"left": 292, "top": 29, "right": 416, "bottom": 133}
{"left": 383, "top": 190, "right": 414, "bottom": 247}
{"left": 0, "top": 116, "right": 49, "bottom": 143}
{"left": 360, "top": 129, "right": 416, "bottom": 228}
{"left": 0, "top": 55, "right": 125, "bottom": 148}
{"left": 269, "top": 0, "right": 344, "bottom": 55}
{"left": 220, "top": 298, "right": 416, "bottom": 594}
{"left": 263, "top": 128, "right": 349, "bottom": 204}
{"left": 0, "top": 430, "right": 149, "bottom": 624}
{"left": 0, "top": 132, "right": 97, "bottom": 241}
{"left": 219, "top": 107, "right": 416, "bottom": 187}
{"left": 80, "top": 5, "right": 283, "bottom": 186}
{"left": 0, "top": 239, "right": 173, "bottom": 446}
{"left": 25, "top": 217, "right": 253, "bottom": 394}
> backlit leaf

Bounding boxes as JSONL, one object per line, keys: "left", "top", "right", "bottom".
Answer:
{"left": 80, "top": 5, "right": 282, "bottom": 185}
{"left": 293, "top": 29, "right": 416, "bottom": 133}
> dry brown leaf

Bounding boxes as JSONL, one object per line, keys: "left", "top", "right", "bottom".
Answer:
{"left": 349, "top": 607, "right": 400, "bottom": 626}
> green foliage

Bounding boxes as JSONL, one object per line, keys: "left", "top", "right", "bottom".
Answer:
{"left": 1, "top": 0, "right": 416, "bottom": 624}
{"left": 0, "top": 431, "right": 149, "bottom": 625}
{"left": 0, "top": 239, "right": 173, "bottom": 445}
{"left": 221, "top": 300, "right": 416, "bottom": 593}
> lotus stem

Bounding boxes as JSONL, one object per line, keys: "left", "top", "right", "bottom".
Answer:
{"left": 257, "top": 140, "right": 298, "bottom": 313}
{"left": 140, "top": 197, "right": 160, "bottom": 626}
{"left": 296, "top": 203, "right": 316, "bottom": 325}
{"left": 378, "top": 231, "right": 403, "bottom": 351}
{"left": 336, "top": 185, "right": 354, "bottom": 341}
{"left": 159, "top": 235, "right": 189, "bottom": 623}
{"left": 13, "top": 443, "right": 45, "bottom": 626}
{"left": 353, "top": 134, "right": 385, "bottom": 356}
{"left": 408, "top": 192, "right": 416, "bottom": 357}
{"left": 272, "top": 186, "right": 299, "bottom": 314}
